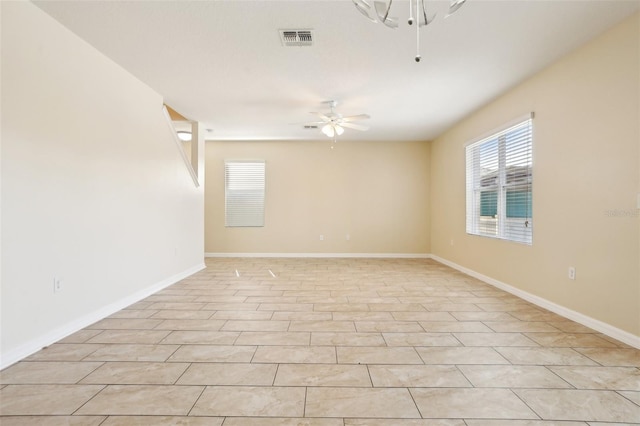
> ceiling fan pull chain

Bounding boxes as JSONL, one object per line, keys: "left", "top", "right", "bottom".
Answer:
{"left": 415, "top": 0, "right": 421, "bottom": 62}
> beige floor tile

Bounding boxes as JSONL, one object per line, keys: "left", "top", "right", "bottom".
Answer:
{"left": 25, "top": 343, "right": 103, "bottom": 361}
{"left": 465, "top": 421, "right": 587, "bottom": 426}
{"left": 190, "top": 386, "right": 305, "bottom": 417}
{"left": 306, "top": 387, "right": 421, "bottom": 418}
{"left": 391, "top": 312, "right": 457, "bottom": 321}
{"left": 355, "top": 321, "right": 424, "bottom": 332}
{"left": 333, "top": 312, "right": 395, "bottom": 321}
{"left": 411, "top": 388, "right": 538, "bottom": 419}
{"left": 484, "top": 322, "right": 560, "bottom": 332}
{"left": 515, "top": 389, "right": 640, "bottom": 422}
{"left": 416, "top": 347, "right": 510, "bottom": 364}
{"left": 76, "top": 384, "right": 204, "bottom": 415}
{"left": 368, "top": 303, "right": 427, "bottom": 312}
{"left": 210, "top": 310, "right": 273, "bottom": 320}
{"left": 252, "top": 345, "right": 336, "bottom": 363}
{"left": 458, "top": 365, "right": 573, "bottom": 388}
{"left": 235, "top": 331, "right": 310, "bottom": 345}
{"left": 57, "top": 329, "right": 103, "bottom": 343}
{"left": 109, "top": 309, "right": 158, "bottom": 319}
{"left": 221, "top": 320, "right": 290, "bottom": 331}
{"left": 84, "top": 344, "right": 180, "bottom": 362}
{"left": 80, "top": 362, "right": 189, "bottom": 385}
{"left": 100, "top": 416, "right": 223, "bottom": 425}
{"left": 454, "top": 332, "right": 538, "bottom": 346}
{"left": 222, "top": 418, "right": 343, "bottom": 426}
{"left": 274, "top": 363, "right": 371, "bottom": 386}
{"left": 524, "top": 333, "right": 618, "bottom": 348}
{"left": 369, "top": 365, "right": 471, "bottom": 387}
{"left": 495, "top": 347, "right": 599, "bottom": 366}
{"left": 167, "top": 345, "right": 256, "bottom": 362}
{"left": 204, "top": 303, "right": 260, "bottom": 311}
{"left": 0, "top": 384, "right": 104, "bottom": 415}
{"left": 382, "top": 332, "right": 461, "bottom": 346}
{"left": 337, "top": 346, "right": 423, "bottom": 364}
{"left": 87, "top": 318, "right": 163, "bottom": 330}
{"left": 0, "top": 361, "right": 102, "bottom": 384}
{"left": 245, "top": 296, "right": 299, "bottom": 304}
{"left": 418, "top": 321, "right": 493, "bottom": 332}
{"left": 271, "top": 311, "right": 333, "bottom": 321}
{"left": 154, "top": 319, "right": 227, "bottom": 331}
{"left": 345, "top": 420, "right": 466, "bottom": 426}
{"left": 619, "top": 390, "right": 640, "bottom": 405}
{"left": 160, "top": 330, "right": 240, "bottom": 345}
{"left": 177, "top": 362, "right": 276, "bottom": 385}
{"left": 311, "top": 332, "right": 386, "bottom": 346}
{"left": 289, "top": 320, "right": 356, "bottom": 332}
{"left": 545, "top": 321, "right": 597, "bottom": 333}
{"left": 258, "top": 303, "right": 314, "bottom": 311}
{"left": 0, "top": 416, "right": 106, "bottom": 425}
{"left": 147, "top": 302, "right": 207, "bottom": 311}
{"left": 150, "top": 310, "right": 213, "bottom": 320}
{"left": 576, "top": 348, "right": 640, "bottom": 367}
{"left": 424, "top": 303, "right": 482, "bottom": 312}
{"left": 87, "top": 329, "right": 171, "bottom": 344}
{"left": 314, "top": 303, "right": 371, "bottom": 312}
{"left": 549, "top": 366, "right": 640, "bottom": 390}
{"left": 451, "top": 312, "right": 518, "bottom": 321}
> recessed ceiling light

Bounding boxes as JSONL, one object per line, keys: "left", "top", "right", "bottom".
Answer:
{"left": 177, "top": 131, "right": 192, "bottom": 141}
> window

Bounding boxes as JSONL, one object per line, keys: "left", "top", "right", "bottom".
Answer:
{"left": 225, "top": 160, "right": 265, "bottom": 227}
{"left": 466, "top": 114, "right": 533, "bottom": 244}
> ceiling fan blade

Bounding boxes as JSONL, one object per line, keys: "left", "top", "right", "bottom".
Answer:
{"left": 419, "top": 0, "right": 436, "bottom": 26}
{"left": 374, "top": 0, "right": 398, "bottom": 28}
{"left": 445, "top": 0, "right": 466, "bottom": 18}
{"left": 340, "top": 122, "right": 370, "bottom": 131}
{"left": 352, "top": 0, "right": 377, "bottom": 22}
{"left": 341, "top": 114, "right": 371, "bottom": 122}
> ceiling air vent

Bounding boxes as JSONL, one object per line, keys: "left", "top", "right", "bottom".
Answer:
{"left": 304, "top": 125, "right": 318, "bottom": 129}
{"left": 279, "top": 29, "right": 314, "bottom": 47}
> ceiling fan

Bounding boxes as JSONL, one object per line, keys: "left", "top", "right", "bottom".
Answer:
{"left": 306, "top": 101, "right": 370, "bottom": 138}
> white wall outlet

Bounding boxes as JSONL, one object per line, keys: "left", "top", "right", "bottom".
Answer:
{"left": 450, "top": 239, "right": 454, "bottom": 246}
{"left": 568, "top": 267, "right": 576, "bottom": 280}
{"left": 319, "top": 234, "right": 324, "bottom": 241}
{"left": 53, "top": 277, "right": 62, "bottom": 293}
{"left": 346, "top": 234, "right": 350, "bottom": 241}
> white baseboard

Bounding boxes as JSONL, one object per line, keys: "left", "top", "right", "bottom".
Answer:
{"left": 205, "top": 252, "right": 431, "bottom": 259}
{"left": 0, "top": 262, "right": 206, "bottom": 370}
{"left": 430, "top": 254, "right": 640, "bottom": 349}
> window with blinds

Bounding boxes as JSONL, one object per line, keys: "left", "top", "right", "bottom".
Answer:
{"left": 225, "top": 160, "right": 265, "bottom": 227}
{"left": 466, "top": 114, "right": 533, "bottom": 244}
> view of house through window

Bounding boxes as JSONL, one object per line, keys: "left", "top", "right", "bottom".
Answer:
{"left": 466, "top": 115, "right": 533, "bottom": 244}
{"left": 224, "top": 160, "right": 266, "bottom": 227}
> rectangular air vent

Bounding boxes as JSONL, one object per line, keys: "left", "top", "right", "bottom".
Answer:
{"left": 279, "top": 29, "right": 314, "bottom": 47}
{"left": 304, "top": 125, "right": 318, "bottom": 129}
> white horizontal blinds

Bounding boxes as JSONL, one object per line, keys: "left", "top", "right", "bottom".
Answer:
{"left": 225, "top": 160, "right": 265, "bottom": 227}
{"left": 466, "top": 116, "right": 533, "bottom": 244}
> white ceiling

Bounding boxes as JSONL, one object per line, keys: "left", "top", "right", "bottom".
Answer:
{"left": 34, "top": 0, "right": 639, "bottom": 142}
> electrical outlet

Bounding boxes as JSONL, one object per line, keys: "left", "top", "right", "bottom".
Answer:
{"left": 346, "top": 234, "right": 350, "bottom": 241}
{"left": 319, "top": 234, "right": 324, "bottom": 241}
{"left": 568, "top": 267, "right": 576, "bottom": 280}
{"left": 450, "top": 239, "right": 454, "bottom": 246}
{"left": 53, "top": 277, "right": 62, "bottom": 293}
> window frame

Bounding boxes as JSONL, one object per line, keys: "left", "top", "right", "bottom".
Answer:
{"left": 465, "top": 113, "right": 534, "bottom": 245}
{"left": 224, "top": 160, "right": 266, "bottom": 228}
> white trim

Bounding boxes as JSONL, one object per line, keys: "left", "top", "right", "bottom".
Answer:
{"left": 205, "top": 252, "right": 431, "bottom": 259}
{"left": 430, "top": 254, "right": 640, "bottom": 349}
{"left": 0, "top": 262, "right": 206, "bottom": 370}
{"left": 162, "top": 105, "right": 199, "bottom": 187}
{"left": 464, "top": 111, "right": 534, "bottom": 148}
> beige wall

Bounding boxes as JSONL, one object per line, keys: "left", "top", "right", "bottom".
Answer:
{"left": 430, "top": 14, "right": 640, "bottom": 336}
{"left": 205, "top": 140, "right": 430, "bottom": 254}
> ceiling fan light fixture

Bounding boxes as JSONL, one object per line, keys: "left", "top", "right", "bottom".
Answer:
{"left": 321, "top": 124, "right": 335, "bottom": 137}
{"left": 335, "top": 125, "right": 345, "bottom": 136}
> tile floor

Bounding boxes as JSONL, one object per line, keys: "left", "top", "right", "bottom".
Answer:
{"left": 1, "top": 257, "right": 639, "bottom": 425}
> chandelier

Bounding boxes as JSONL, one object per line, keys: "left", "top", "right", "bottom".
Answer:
{"left": 352, "top": 0, "right": 467, "bottom": 62}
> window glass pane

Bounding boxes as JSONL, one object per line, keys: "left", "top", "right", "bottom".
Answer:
{"left": 225, "top": 160, "right": 265, "bottom": 227}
